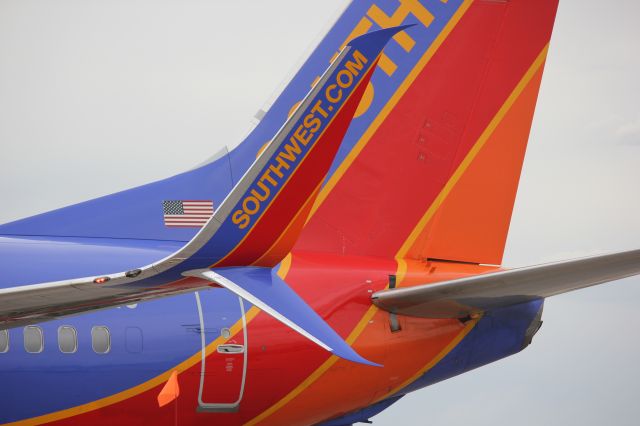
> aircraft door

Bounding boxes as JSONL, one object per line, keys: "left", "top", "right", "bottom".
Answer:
{"left": 195, "top": 290, "right": 247, "bottom": 413}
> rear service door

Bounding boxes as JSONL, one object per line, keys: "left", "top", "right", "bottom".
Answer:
{"left": 195, "top": 290, "right": 247, "bottom": 412}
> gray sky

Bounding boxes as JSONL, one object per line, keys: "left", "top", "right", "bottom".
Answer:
{"left": 1, "top": 1, "right": 640, "bottom": 425}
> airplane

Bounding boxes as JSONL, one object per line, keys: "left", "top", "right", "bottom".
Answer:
{"left": 1, "top": 0, "right": 639, "bottom": 425}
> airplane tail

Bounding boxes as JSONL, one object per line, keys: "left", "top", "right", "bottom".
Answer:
{"left": 294, "top": 0, "right": 560, "bottom": 265}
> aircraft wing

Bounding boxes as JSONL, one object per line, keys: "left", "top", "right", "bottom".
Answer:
{"left": 372, "top": 249, "right": 640, "bottom": 318}
{"left": 0, "top": 27, "right": 407, "bottom": 365}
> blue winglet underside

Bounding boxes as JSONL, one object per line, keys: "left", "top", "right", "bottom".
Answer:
{"left": 212, "top": 267, "right": 382, "bottom": 367}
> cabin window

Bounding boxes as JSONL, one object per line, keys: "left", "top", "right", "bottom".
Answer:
{"left": 0, "top": 330, "right": 8, "bottom": 353}
{"left": 24, "top": 326, "right": 44, "bottom": 353}
{"left": 91, "top": 326, "right": 110, "bottom": 354}
{"left": 58, "top": 326, "right": 78, "bottom": 354}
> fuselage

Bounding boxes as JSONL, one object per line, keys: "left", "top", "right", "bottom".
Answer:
{"left": 0, "top": 236, "right": 542, "bottom": 425}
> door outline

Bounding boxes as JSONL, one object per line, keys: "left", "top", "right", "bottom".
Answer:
{"left": 195, "top": 292, "right": 248, "bottom": 413}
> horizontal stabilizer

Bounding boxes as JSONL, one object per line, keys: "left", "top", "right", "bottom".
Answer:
{"left": 184, "top": 267, "right": 380, "bottom": 367}
{"left": 373, "top": 249, "right": 640, "bottom": 318}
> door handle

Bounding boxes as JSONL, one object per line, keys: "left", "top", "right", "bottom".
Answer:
{"left": 216, "top": 344, "right": 244, "bottom": 354}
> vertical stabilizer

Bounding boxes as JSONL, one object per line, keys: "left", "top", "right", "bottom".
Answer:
{"left": 295, "top": 0, "right": 559, "bottom": 265}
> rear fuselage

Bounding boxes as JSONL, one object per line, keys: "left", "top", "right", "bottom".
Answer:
{"left": 0, "top": 247, "right": 542, "bottom": 425}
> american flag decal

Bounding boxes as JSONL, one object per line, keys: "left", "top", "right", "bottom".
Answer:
{"left": 163, "top": 200, "right": 214, "bottom": 228}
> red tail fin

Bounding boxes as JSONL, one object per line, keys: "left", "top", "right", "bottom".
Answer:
{"left": 295, "top": 0, "right": 559, "bottom": 265}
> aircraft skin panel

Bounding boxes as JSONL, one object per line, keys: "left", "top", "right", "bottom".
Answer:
{"left": 296, "top": 0, "right": 559, "bottom": 261}
{"left": 247, "top": 305, "right": 471, "bottom": 426}
{"left": 0, "top": 291, "right": 209, "bottom": 423}
{"left": 408, "top": 56, "right": 547, "bottom": 265}
{"left": 251, "top": 183, "right": 320, "bottom": 266}
{"left": 0, "top": 153, "right": 234, "bottom": 242}
{"left": 0, "top": 236, "right": 181, "bottom": 287}
{"left": 395, "top": 299, "right": 544, "bottom": 396}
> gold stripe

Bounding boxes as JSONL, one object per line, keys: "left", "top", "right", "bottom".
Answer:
{"left": 395, "top": 43, "right": 550, "bottom": 259}
{"left": 307, "top": 0, "right": 474, "bottom": 222}
{"left": 395, "top": 258, "right": 408, "bottom": 285}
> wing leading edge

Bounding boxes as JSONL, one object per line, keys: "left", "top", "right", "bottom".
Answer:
{"left": 372, "top": 249, "right": 640, "bottom": 318}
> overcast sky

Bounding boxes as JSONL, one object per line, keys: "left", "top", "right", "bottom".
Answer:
{"left": 1, "top": 1, "right": 639, "bottom": 425}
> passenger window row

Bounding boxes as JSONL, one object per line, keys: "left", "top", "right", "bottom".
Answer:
{"left": 0, "top": 326, "right": 110, "bottom": 354}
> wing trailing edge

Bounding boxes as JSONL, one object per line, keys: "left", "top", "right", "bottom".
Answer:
{"left": 372, "top": 249, "right": 640, "bottom": 318}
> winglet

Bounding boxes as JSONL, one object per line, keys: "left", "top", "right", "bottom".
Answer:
{"left": 184, "top": 267, "right": 382, "bottom": 367}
